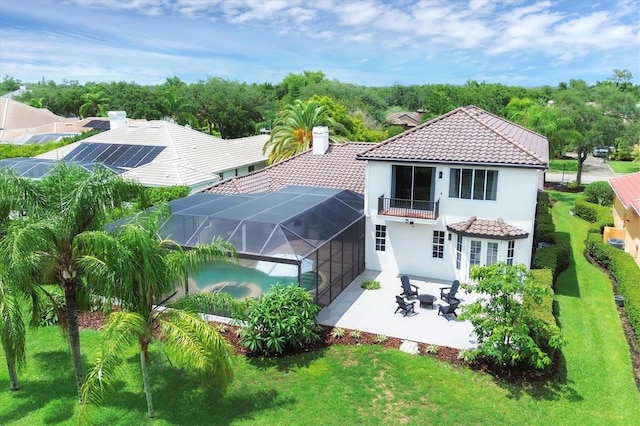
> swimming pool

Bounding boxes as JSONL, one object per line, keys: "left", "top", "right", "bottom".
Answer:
{"left": 188, "top": 260, "right": 318, "bottom": 299}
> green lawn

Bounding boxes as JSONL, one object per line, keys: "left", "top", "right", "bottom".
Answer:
{"left": 1, "top": 192, "right": 639, "bottom": 425}
{"left": 549, "top": 159, "right": 578, "bottom": 173}
{"left": 607, "top": 160, "right": 640, "bottom": 174}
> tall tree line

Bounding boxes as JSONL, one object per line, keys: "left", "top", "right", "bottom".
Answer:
{"left": 4, "top": 70, "right": 638, "bottom": 159}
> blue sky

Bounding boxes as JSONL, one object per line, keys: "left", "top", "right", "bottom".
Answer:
{"left": 0, "top": 0, "right": 638, "bottom": 87}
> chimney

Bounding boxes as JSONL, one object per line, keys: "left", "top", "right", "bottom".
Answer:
{"left": 108, "top": 111, "right": 127, "bottom": 130}
{"left": 312, "top": 126, "right": 329, "bottom": 155}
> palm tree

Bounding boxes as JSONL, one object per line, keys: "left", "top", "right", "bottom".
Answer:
{"left": 160, "top": 91, "right": 197, "bottom": 126}
{"left": 79, "top": 87, "right": 110, "bottom": 118}
{"left": 0, "top": 170, "right": 43, "bottom": 391}
{"left": 0, "top": 262, "right": 41, "bottom": 391}
{"left": 263, "top": 99, "right": 345, "bottom": 164}
{"left": 80, "top": 208, "right": 237, "bottom": 418}
{"left": 0, "top": 163, "right": 143, "bottom": 401}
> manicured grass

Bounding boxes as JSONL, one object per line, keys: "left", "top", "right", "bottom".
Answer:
{"left": 2, "top": 194, "right": 639, "bottom": 424}
{"left": 549, "top": 159, "right": 578, "bottom": 173}
{"left": 607, "top": 160, "right": 640, "bottom": 174}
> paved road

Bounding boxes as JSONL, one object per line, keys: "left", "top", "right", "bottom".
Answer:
{"left": 545, "top": 154, "right": 617, "bottom": 185}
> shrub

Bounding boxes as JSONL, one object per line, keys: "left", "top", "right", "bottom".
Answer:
{"left": 534, "top": 192, "right": 556, "bottom": 245}
{"left": 533, "top": 232, "right": 571, "bottom": 280}
{"left": 37, "top": 287, "right": 66, "bottom": 327}
{"left": 331, "top": 327, "right": 345, "bottom": 339}
{"left": 361, "top": 279, "right": 381, "bottom": 290}
{"left": 349, "top": 330, "right": 362, "bottom": 340}
{"left": 424, "top": 344, "right": 439, "bottom": 355}
{"left": 586, "top": 240, "right": 640, "bottom": 336}
{"left": 375, "top": 334, "right": 388, "bottom": 344}
{"left": 583, "top": 181, "right": 614, "bottom": 206}
{"left": 461, "top": 263, "right": 563, "bottom": 371}
{"left": 240, "top": 284, "right": 320, "bottom": 355}
{"left": 524, "top": 269, "right": 563, "bottom": 359}
{"left": 574, "top": 196, "right": 613, "bottom": 234}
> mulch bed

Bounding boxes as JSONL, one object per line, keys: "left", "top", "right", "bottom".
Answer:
{"left": 78, "top": 312, "right": 550, "bottom": 383}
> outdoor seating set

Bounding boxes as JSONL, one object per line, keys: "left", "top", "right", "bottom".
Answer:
{"left": 394, "top": 275, "right": 460, "bottom": 320}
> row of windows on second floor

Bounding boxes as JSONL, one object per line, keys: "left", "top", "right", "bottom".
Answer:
{"left": 372, "top": 163, "right": 533, "bottom": 221}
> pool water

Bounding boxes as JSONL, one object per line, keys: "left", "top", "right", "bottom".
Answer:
{"left": 189, "top": 261, "right": 318, "bottom": 299}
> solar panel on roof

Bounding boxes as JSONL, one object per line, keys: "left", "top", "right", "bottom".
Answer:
{"left": 63, "top": 143, "right": 165, "bottom": 168}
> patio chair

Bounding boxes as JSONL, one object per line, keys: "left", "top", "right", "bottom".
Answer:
{"left": 438, "top": 302, "right": 460, "bottom": 321}
{"left": 440, "top": 279, "right": 460, "bottom": 303}
{"left": 394, "top": 295, "right": 416, "bottom": 316}
{"left": 400, "top": 275, "right": 419, "bottom": 299}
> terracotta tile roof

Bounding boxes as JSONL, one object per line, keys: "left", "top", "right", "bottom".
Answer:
{"left": 202, "top": 143, "right": 373, "bottom": 195}
{"left": 447, "top": 216, "right": 529, "bottom": 239}
{"left": 609, "top": 172, "right": 640, "bottom": 215}
{"left": 357, "top": 105, "right": 548, "bottom": 167}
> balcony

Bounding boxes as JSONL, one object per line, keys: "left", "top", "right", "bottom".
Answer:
{"left": 378, "top": 196, "right": 439, "bottom": 220}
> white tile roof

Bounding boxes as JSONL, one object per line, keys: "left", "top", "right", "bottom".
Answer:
{"left": 37, "top": 120, "right": 269, "bottom": 187}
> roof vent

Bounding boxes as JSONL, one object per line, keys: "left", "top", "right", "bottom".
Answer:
{"left": 312, "top": 126, "right": 329, "bottom": 155}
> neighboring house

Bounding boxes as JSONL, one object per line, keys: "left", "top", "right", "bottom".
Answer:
{"left": 357, "top": 105, "right": 548, "bottom": 281}
{"left": 36, "top": 118, "right": 270, "bottom": 191}
{"left": 608, "top": 172, "right": 640, "bottom": 267}
{"left": 0, "top": 98, "right": 109, "bottom": 143}
{"left": 386, "top": 110, "right": 425, "bottom": 129}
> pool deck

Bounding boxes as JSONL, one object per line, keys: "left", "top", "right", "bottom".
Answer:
{"left": 316, "top": 270, "right": 481, "bottom": 349}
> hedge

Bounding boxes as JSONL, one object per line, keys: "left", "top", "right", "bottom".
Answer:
{"left": 525, "top": 269, "right": 556, "bottom": 326}
{"left": 533, "top": 232, "right": 571, "bottom": 280}
{"left": 574, "top": 196, "right": 613, "bottom": 234}
{"left": 534, "top": 192, "right": 556, "bottom": 245}
{"left": 586, "top": 239, "right": 640, "bottom": 338}
{"left": 524, "top": 269, "right": 561, "bottom": 360}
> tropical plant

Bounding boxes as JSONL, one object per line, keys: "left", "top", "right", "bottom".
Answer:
{"left": 79, "top": 208, "right": 238, "bottom": 418}
{"left": 240, "top": 284, "right": 320, "bottom": 355}
{"left": 159, "top": 91, "right": 197, "bottom": 126}
{"left": 0, "top": 163, "right": 143, "bottom": 401}
{"left": 460, "top": 263, "right": 563, "bottom": 370}
{"left": 330, "top": 326, "right": 345, "bottom": 339}
{"left": 0, "top": 264, "right": 40, "bottom": 391}
{"left": 79, "top": 86, "right": 110, "bottom": 118}
{"left": 361, "top": 279, "right": 381, "bottom": 290}
{"left": 263, "top": 99, "right": 346, "bottom": 164}
{"left": 0, "top": 169, "right": 43, "bottom": 391}
{"left": 170, "top": 291, "right": 247, "bottom": 319}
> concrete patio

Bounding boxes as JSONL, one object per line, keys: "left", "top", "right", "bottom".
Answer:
{"left": 317, "top": 270, "right": 481, "bottom": 349}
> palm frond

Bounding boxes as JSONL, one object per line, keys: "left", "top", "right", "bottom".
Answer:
{"left": 82, "top": 311, "right": 146, "bottom": 406}
{"left": 159, "top": 310, "right": 234, "bottom": 394}
{"left": 0, "top": 274, "right": 27, "bottom": 369}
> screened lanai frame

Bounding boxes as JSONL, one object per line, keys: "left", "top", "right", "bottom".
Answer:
{"left": 161, "top": 186, "right": 366, "bottom": 307}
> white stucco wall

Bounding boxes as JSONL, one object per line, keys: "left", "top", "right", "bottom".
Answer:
{"left": 364, "top": 160, "right": 541, "bottom": 280}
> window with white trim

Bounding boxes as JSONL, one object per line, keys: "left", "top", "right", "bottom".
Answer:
{"left": 432, "top": 231, "right": 445, "bottom": 258}
{"left": 506, "top": 240, "right": 515, "bottom": 265}
{"left": 486, "top": 242, "right": 498, "bottom": 266}
{"left": 470, "top": 240, "right": 482, "bottom": 267}
{"left": 375, "top": 225, "right": 387, "bottom": 251}
{"left": 449, "top": 168, "right": 498, "bottom": 200}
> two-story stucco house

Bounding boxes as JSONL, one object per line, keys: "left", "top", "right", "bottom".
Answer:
{"left": 357, "top": 105, "right": 548, "bottom": 281}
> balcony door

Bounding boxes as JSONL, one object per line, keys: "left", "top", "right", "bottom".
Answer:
{"left": 391, "top": 165, "right": 435, "bottom": 210}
